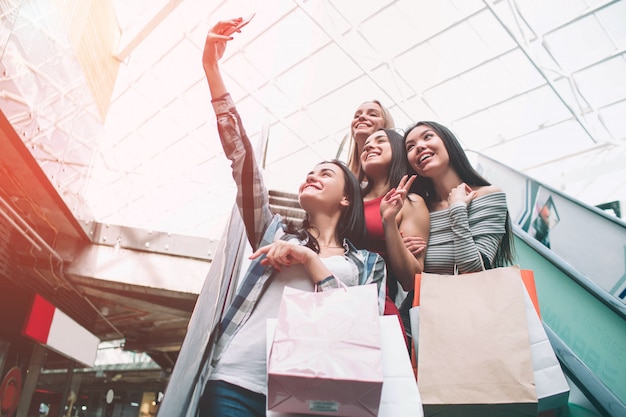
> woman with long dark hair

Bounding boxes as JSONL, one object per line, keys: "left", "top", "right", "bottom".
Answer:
{"left": 404, "top": 121, "right": 515, "bottom": 274}
{"left": 199, "top": 18, "right": 387, "bottom": 417}
{"left": 360, "top": 128, "right": 430, "bottom": 343}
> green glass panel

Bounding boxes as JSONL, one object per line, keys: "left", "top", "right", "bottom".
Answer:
{"left": 515, "top": 237, "right": 626, "bottom": 403}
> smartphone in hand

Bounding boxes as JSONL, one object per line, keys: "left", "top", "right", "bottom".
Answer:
{"left": 227, "top": 13, "right": 255, "bottom": 35}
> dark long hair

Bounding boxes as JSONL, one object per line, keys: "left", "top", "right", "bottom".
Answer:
{"left": 361, "top": 128, "right": 409, "bottom": 196}
{"left": 286, "top": 159, "right": 366, "bottom": 250}
{"left": 404, "top": 121, "right": 515, "bottom": 267}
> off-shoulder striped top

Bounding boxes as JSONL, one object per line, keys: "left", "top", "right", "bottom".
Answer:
{"left": 424, "top": 191, "right": 508, "bottom": 275}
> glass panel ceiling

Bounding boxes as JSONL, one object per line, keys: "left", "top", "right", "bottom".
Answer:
{"left": 0, "top": 0, "right": 625, "bottom": 241}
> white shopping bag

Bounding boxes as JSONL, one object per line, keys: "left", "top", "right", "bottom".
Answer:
{"left": 522, "top": 288, "right": 570, "bottom": 411}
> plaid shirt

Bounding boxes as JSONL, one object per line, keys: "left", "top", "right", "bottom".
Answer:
{"left": 210, "top": 94, "right": 387, "bottom": 367}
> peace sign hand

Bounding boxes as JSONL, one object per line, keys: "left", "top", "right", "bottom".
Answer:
{"left": 380, "top": 175, "right": 416, "bottom": 223}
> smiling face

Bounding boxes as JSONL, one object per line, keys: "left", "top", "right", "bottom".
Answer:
{"left": 360, "top": 130, "right": 392, "bottom": 174}
{"left": 298, "top": 162, "right": 349, "bottom": 213}
{"left": 351, "top": 102, "right": 386, "bottom": 145}
{"left": 404, "top": 124, "right": 449, "bottom": 177}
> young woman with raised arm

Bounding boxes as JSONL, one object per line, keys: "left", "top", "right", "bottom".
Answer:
{"left": 199, "top": 18, "right": 388, "bottom": 417}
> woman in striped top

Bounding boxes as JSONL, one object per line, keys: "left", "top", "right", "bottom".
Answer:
{"left": 403, "top": 121, "right": 515, "bottom": 274}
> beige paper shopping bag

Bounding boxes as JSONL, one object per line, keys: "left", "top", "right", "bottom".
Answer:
{"left": 417, "top": 266, "right": 538, "bottom": 417}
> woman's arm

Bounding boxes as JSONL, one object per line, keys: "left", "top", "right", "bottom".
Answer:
{"left": 203, "top": 20, "right": 273, "bottom": 249}
{"left": 380, "top": 176, "right": 430, "bottom": 290}
{"left": 249, "top": 240, "right": 334, "bottom": 284}
{"left": 448, "top": 190, "right": 508, "bottom": 273}
{"left": 202, "top": 18, "right": 244, "bottom": 98}
{"left": 382, "top": 194, "right": 430, "bottom": 290}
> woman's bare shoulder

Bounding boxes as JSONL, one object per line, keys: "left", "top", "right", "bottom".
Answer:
{"left": 473, "top": 184, "right": 502, "bottom": 198}
{"left": 403, "top": 193, "right": 430, "bottom": 218}
{"left": 406, "top": 193, "right": 428, "bottom": 207}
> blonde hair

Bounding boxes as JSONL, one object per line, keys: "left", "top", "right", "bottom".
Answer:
{"left": 346, "top": 100, "right": 395, "bottom": 176}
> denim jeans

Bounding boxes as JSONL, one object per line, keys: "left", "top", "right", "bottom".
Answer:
{"left": 199, "top": 380, "right": 266, "bottom": 417}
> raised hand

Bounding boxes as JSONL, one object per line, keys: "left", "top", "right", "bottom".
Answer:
{"left": 202, "top": 18, "right": 244, "bottom": 69}
{"left": 203, "top": 17, "right": 251, "bottom": 99}
{"left": 380, "top": 175, "right": 416, "bottom": 222}
{"left": 447, "top": 182, "right": 477, "bottom": 207}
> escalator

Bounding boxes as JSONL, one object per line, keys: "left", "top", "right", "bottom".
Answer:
{"left": 471, "top": 151, "right": 626, "bottom": 417}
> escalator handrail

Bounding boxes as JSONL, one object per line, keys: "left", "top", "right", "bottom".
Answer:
{"left": 544, "top": 323, "right": 626, "bottom": 417}
{"left": 513, "top": 224, "right": 626, "bottom": 320}
{"left": 158, "top": 118, "right": 270, "bottom": 417}
{"left": 157, "top": 206, "right": 247, "bottom": 417}
{"left": 468, "top": 150, "right": 626, "bottom": 229}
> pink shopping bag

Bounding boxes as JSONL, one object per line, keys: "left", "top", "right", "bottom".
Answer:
{"left": 267, "top": 283, "right": 383, "bottom": 416}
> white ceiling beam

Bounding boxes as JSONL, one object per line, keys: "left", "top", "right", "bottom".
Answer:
{"left": 483, "top": 0, "right": 599, "bottom": 143}
{"left": 114, "top": 0, "right": 184, "bottom": 62}
{"left": 68, "top": 243, "right": 210, "bottom": 295}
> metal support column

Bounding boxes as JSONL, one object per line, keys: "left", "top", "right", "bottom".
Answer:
{"left": 15, "top": 344, "right": 46, "bottom": 417}
{"left": 57, "top": 361, "right": 75, "bottom": 417}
